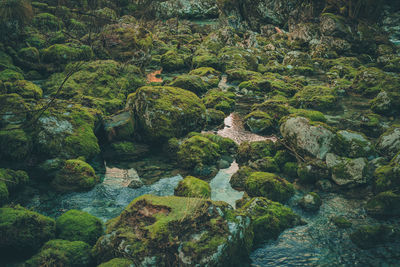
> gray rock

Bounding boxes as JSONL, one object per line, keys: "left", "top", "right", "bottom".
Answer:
{"left": 376, "top": 126, "right": 400, "bottom": 158}
{"left": 326, "top": 153, "right": 368, "bottom": 188}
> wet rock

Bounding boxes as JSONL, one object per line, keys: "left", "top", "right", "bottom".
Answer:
{"left": 376, "top": 125, "right": 400, "bottom": 158}
{"left": 56, "top": 209, "right": 104, "bottom": 245}
{"left": 174, "top": 176, "right": 211, "bottom": 198}
{"left": 236, "top": 140, "right": 276, "bottom": 165}
{"left": 326, "top": 153, "right": 369, "bottom": 188}
{"left": 25, "top": 239, "right": 92, "bottom": 267}
{"left": 103, "top": 111, "right": 135, "bottom": 142}
{"left": 350, "top": 224, "right": 400, "bottom": 249}
{"left": 127, "top": 86, "right": 206, "bottom": 142}
{"left": 280, "top": 116, "right": 336, "bottom": 160}
{"left": 92, "top": 195, "right": 252, "bottom": 266}
{"left": 0, "top": 205, "right": 55, "bottom": 256}
{"left": 230, "top": 166, "right": 254, "bottom": 191}
{"left": 365, "top": 191, "right": 400, "bottom": 218}
{"left": 245, "top": 172, "right": 295, "bottom": 203}
{"left": 298, "top": 192, "right": 322, "bottom": 212}
{"left": 316, "top": 179, "right": 334, "bottom": 192}
{"left": 51, "top": 159, "right": 100, "bottom": 192}
{"left": 373, "top": 152, "right": 400, "bottom": 193}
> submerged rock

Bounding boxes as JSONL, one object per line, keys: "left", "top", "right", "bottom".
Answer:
{"left": 298, "top": 192, "right": 322, "bottom": 212}
{"left": 93, "top": 195, "right": 252, "bottom": 266}
{"left": 350, "top": 225, "right": 400, "bottom": 249}
{"left": 365, "top": 191, "right": 400, "bottom": 218}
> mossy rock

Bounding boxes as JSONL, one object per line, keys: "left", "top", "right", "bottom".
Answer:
{"left": 41, "top": 43, "right": 93, "bottom": 65}
{"left": 289, "top": 108, "right": 326, "bottom": 123}
{"left": 0, "top": 181, "right": 8, "bottom": 205}
{"left": 103, "top": 111, "right": 135, "bottom": 142}
{"left": 0, "top": 205, "right": 55, "bottom": 256}
{"left": 282, "top": 162, "right": 298, "bottom": 178}
{"left": 273, "top": 150, "right": 296, "bottom": 169}
{"left": 218, "top": 47, "right": 257, "bottom": 72}
{"left": 128, "top": 86, "right": 206, "bottom": 142}
{"left": 297, "top": 159, "right": 329, "bottom": 184}
{"left": 98, "top": 258, "right": 134, "bottom": 267}
{"left": 249, "top": 157, "right": 280, "bottom": 173}
{"left": 376, "top": 125, "right": 400, "bottom": 158}
{"left": 335, "top": 130, "right": 375, "bottom": 158}
{"left": 244, "top": 111, "right": 274, "bottom": 134}
{"left": 103, "top": 141, "right": 150, "bottom": 162}
{"left": 351, "top": 67, "right": 386, "bottom": 96}
{"left": 17, "top": 47, "right": 40, "bottom": 64}
{"left": 8, "top": 79, "right": 43, "bottom": 99}
{"left": 160, "top": 50, "right": 186, "bottom": 71}
{"left": 236, "top": 140, "right": 276, "bottom": 165}
{"left": 206, "top": 108, "right": 225, "bottom": 126}
{"left": 0, "top": 168, "right": 29, "bottom": 193}
{"left": 174, "top": 176, "right": 211, "bottom": 198}
{"left": 238, "top": 78, "right": 271, "bottom": 94}
{"left": 0, "top": 69, "right": 24, "bottom": 82}
{"left": 350, "top": 225, "right": 399, "bottom": 249}
{"left": 199, "top": 133, "right": 237, "bottom": 155}
{"left": 25, "top": 239, "right": 92, "bottom": 267}
{"left": 169, "top": 74, "right": 209, "bottom": 95}
{"left": 365, "top": 191, "right": 400, "bottom": 219}
{"left": 0, "top": 128, "right": 31, "bottom": 161}
{"left": 291, "top": 86, "right": 338, "bottom": 111}
{"left": 33, "top": 12, "right": 63, "bottom": 31}
{"left": 245, "top": 172, "right": 295, "bottom": 203}
{"left": 56, "top": 209, "right": 104, "bottom": 245}
{"left": 177, "top": 135, "right": 221, "bottom": 170}
{"left": 93, "top": 195, "right": 252, "bottom": 266}
{"left": 230, "top": 166, "right": 255, "bottom": 191}
{"left": 192, "top": 51, "right": 220, "bottom": 69}
{"left": 51, "top": 159, "right": 99, "bottom": 192}
{"left": 236, "top": 197, "right": 302, "bottom": 245}
{"left": 226, "top": 68, "right": 262, "bottom": 83}
{"left": 373, "top": 154, "right": 400, "bottom": 193}
{"left": 0, "top": 93, "right": 28, "bottom": 127}
{"left": 202, "top": 89, "right": 236, "bottom": 115}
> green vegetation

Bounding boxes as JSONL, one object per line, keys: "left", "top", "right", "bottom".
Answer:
{"left": 174, "top": 176, "right": 211, "bottom": 198}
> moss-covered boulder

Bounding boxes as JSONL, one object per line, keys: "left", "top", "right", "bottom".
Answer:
{"left": 249, "top": 156, "right": 280, "bottom": 173}
{"left": 169, "top": 74, "right": 209, "bottom": 95}
{"left": 365, "top": 191, "right": 400, "bottom": 218}
{"left": 236, "top": 140, "right": 276, "bottom": 165}
{"left": 128, "top": 86, "right": 206, "bottom": 142}
{"left": 236, "top": 197, "right": 302, "bottom": 246}
{"left": 244, "top": 111, "right": 274, "bottom": 134}
{"left": 351, "top": 67, "right": 386, "bottom": 96}
{"left": 0, "top": 93, "right": 28, "bottom": 127}
{"left": 0, "top": 205, "right": 55, "bottom": 256}
{"left": 103, "top": 111, "right": 135, "bottom": 142}
{"left": 103, "top": 141, "right": 150, "bottom": 162}
{"left": 41, "top": 43, "right": 93, "bottom": 65}
{"left": 160, "top": 50, "right": 186, "bottom": 71}
{"left": 325, "top": 153, "right": 368, "bottom": 188}
{"left": 238, "top": 78, "right": 271, "bottom": 95}
{"left": 245, "top": 172, "right": 295, "bottom": 203}
{"left": 177, "top": 135, "right": 220, "bottom": 171}
{"left": 373, "top": 152, "right": 400, "bottom": 193}
{"left": 44, "top": 60, "right": 144, "bottom": 115}
{"left": 93, "top": 195, "right": 252, "bottom": 266}
{"left": 6, "top": 79, "right": 43, "bottom": 99}
{"left": 291, "top": 86, "right": 338, "bottom": 111}
{"left": 230, "top": 166, "right": 255, "bottom": 191}
{"left": 0, "top": 128, "right": 31, "bottom": 161}
{"left": 174, "top": 176, "right": 211, "bottom": 198}
{"left": 206, "top": 108, "right": 226, "bottom": 126}
{"left": 51, "top": 159, "right": 99, "bottom": 192}
{"left": 298, "top": 192, "right": 322, "bottom": 211}
{"left": 218, "top": 47, "right": 257, "bottom": 71}
{"left": 25, "top": 239, "right": 92, "bottom": 267}
{"left": 202, "top": 89, "right": 236, "bottom": 115}
{"left": 0, "top": 168, "right": 29, "bottom": 205}
{"left": 280, "top": 116, "right": 336, "bottom": 160}
{"left": 350, "top": 225, "right": 399, "bottom": 249}
{"left": 56, "top": 209, "right": 104, "bottom": 245}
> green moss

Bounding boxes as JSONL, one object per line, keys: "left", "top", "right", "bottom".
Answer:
{"left": 9, "top": 80, "right": 43, "bottom": 99}
{"left": 160, "top": 50, "right": 186, "bottom": 71}
{"left": 51, "top": 159, "right": 99, "bottom": 192}
{"left": 282, "top": 162, "right": 298, "bottom": 178}
{"left": 206, "top": 108, "right": 225, "bottom": 126}
{"left": 200, "top": 133, "right": 237, "bottom": 155}
{"left": 128, "top": 86, "right": 206, "bottom": 142}
{"left": 25, "top": 239, "right": 92, "bottom": 267}
{"left": 218, "top": 47, "right": 257, "bottom": 72}
{"left": 0, "top": 128, "right": 31, "bottom": 161}
{"left": 0, "top": 182, "right": 8, "bottom": 205}
{"left": 0, "top": 205, "right": 55, "bottom": 255}
{"left": 351, "top": 67, "right": 386, "bottom": 96}
{"left": 297, "top": 160, "right": 329, "bottom": 184}
{"left": 174, "top": 176, "right": 211, "bottom": 198}
{"left": 236, "top": 197, "right": 301, "bottom": 245}
{"left": 41, "top": 43, "right": 93, "bottom": 64}
{"left": 202, "top": 89, "right": 235, "bottom": 115}
{"left": 169, "top": 74, "right": 208, "bottom": 95}
{"left": 373, "top": 163, "right": 400, "bottom": 193}
{"left": 365, "top": 191, "right": 400, "bottom": 218}
{"left": 289, "top": 108, "right": 326, "bottom": 122}
{"left": 0, "top": 69, "right": 24, "bottom": 82}
{"left": 250, "top": 157, "right": 280, "bottom": 173}
{"left": 0, "top": 168, "right": 29, "bottom": 192}
{"left": 17, "top": 47, "right": 40, "bottom": 63}
{"left": 239, "top": 78, "right": 271, "bottom": 93}
{"left": 189, "top": 67, "right": 221, "bottom": 77}
{"left": 56, "top": 209, "right": 103, "bottom": 245}
{"left": 291, "top": 86, "right": 338, "bottom": 111}
{"left": 230, "top": 166, "right": 254, "bottom": 191}
{"left": 245, "top": 172, "right": 295, "bottom": 203}
{"left": 236, "top": 140, "right": 276, "bottom": 165}
{"left": 192, "top": 51, "right": 220, "bottom": 69}
{"left": 98, "top": 258, "right": 134, "bottom": 267}
{"left": 244, "top": 111, "right": 274, "bottom": 134}
{"left": 226, "top": 68, "right": 261, "bottom": 83}
{"left": 177, "top": 136, "right": 220, "bottom": 170}
{"left": 33, "top": 12, "right": 63, "bottom": 31}
{"left": 331, "top": 216, "right": 352, "bottom": 229}
{"left": 273, "top": 150, "right": 295, "bottom": 168}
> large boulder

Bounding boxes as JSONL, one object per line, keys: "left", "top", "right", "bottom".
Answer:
{"left": 280, "top": 116, "right": 336, "bottom": 160}
{"left": 0, "top": 205, "right": 55, "bottom": 256}
{"left": 127, "top": 86, "right": 206, "bottom": 142}
{"left": 93, "top": 195, "right": 252, "bottom": 266}
{"left": 325, "top": 153, "right": 369, "bottom": 188}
